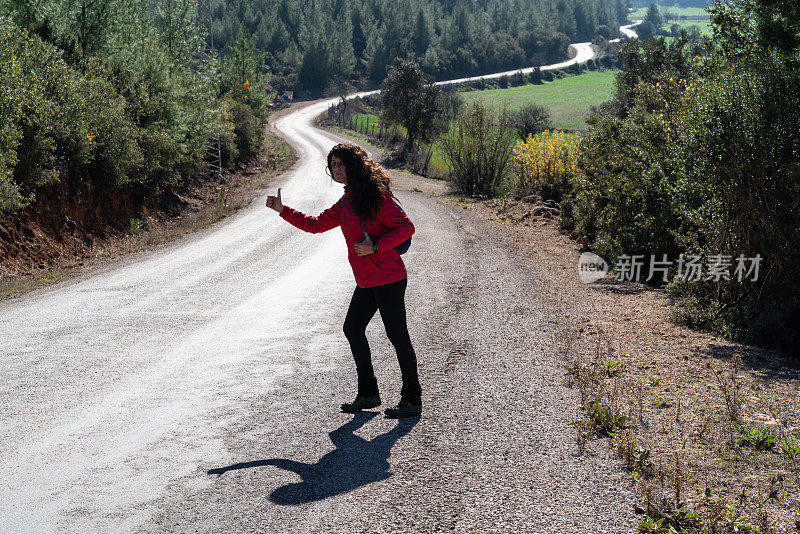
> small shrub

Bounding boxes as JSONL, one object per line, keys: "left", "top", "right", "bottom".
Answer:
{"left": 230, "top": 100, "right": 263, "bottom": 157}
{"left": 129, "top": 218, "right": 143, "bottom": 237}
{"left": 558, "top": 197, "right": 576, "bottom": 231}
{"left": 637, "top": 501, "right": 701, "bottom": 533}
{"left": 508, "top": 104, "right": 551, "bottom": 141}
{"left": 440, "top": 102, "right": 516, "bottom": 197}
{"left": 529, "top": 67, "right": 543, "bottom": 84}
{"left": 512, "top": 130, "right": 578, "bottom": 201}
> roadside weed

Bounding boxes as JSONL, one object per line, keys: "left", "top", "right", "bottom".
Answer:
{"left": 780, "top": 439, "right": 800, "bottom": 459}
{"left": 586, "top": 398, "right": 628, "bottom": 436}
{"left": 649, "top": 396, "right": 671, "bottom": 409}
{"left": 602, "top": 359, "right": 623, "bottom": 376}
{"left": 130, "top": 218, "right": 143, "bottom": 237}
{"left": 737, "top": 429, "right": 777, "bottom": 451}
{"left": 648, "top": 376, "right": 662, "bottom": 387}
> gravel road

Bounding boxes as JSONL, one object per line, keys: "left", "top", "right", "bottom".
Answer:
{"left": 1, "top": 28, "right": 641, "bottom": 532}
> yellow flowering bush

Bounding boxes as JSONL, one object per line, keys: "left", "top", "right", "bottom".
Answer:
{"left": 512, "top": 130, "right": 578, "bottom": 200}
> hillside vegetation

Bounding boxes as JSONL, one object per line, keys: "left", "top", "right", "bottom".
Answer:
{"left": 559, "top": 1, "right": 800, "bottom": 353}
{"left": 0, "top": 1, "right": 269, "bottom": 219}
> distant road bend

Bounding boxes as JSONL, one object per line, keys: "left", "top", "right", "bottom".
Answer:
{"left": 432, "top": 20, "right": 640, "bottom": 87}
{"left": 0, "top": 21, "right": 640, "bottom": 533}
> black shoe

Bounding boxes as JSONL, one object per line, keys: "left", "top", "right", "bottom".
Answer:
{"left": 340, "top": 395, "right": 381, "bottom": 413}
{"left": 384, "top": 399, "right": 422, "bottom": 418}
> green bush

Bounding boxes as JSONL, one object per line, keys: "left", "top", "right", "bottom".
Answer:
{"left": 576, "top": 90, "right": 686, "bottom": 263}
{"left": 1, "top": 25, "right": 63, "bottom": 212}
{"left": 70, "top": 58, "right": 143, "bottom": 189}
{"left": 229, "top": 99, "right": 263, "bottom": 158}
{"left": 0, "top": 22, "right": 223, "bottom": 215}
{"left": 667, "top": 53, "right": 800, "bottom": 348}
{"left": 558, "top": 197, "right": 576, "bottom": 231}
{"left": 575, "top": 22, "right": 800, "bottom": 351}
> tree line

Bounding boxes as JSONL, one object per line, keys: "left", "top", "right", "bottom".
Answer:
{"left": 202, "top": 0, "right": 632, "bottom": 92}
{"left": 0, "top": 0, "right": 635, "bottom": 220}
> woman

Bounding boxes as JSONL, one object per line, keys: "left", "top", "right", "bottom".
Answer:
{"left": 265, "top": 143, "right": 422, "bottom": 418}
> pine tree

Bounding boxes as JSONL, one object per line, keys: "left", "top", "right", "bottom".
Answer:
{"left": 574, "top": 1, "right": 594, "bottom": 42}
{"left": 223, "top": 23, "right": 266, "bottom": 102}
{"left": 614, "top": 0, "right": 630, "bottom": 25}
{"left": 156, "top": 0, "right": 203, "bottom": 63}
{"left": 644, "top": 3, "right": 662, "bottom": 32}
{"left": 752, "top": 0, "right": 800, "bottom": 55}
{"left": 329, "top": 7, "right": 355, "bottom": 79}
{"left": 413, "top": 8, "right": 431, "bottom": 57}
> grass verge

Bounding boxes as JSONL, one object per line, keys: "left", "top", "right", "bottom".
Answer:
{"left": 468, "top": 196, "right": 800, "bottom": 532}
{"left": 557, "top": 291, "right": 799, "bottom": 532}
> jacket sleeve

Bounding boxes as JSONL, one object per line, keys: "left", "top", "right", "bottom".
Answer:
{"left": 375, "top": 195, "right": 415, "bottom": 252}
{"left": 280, "top": 198, "right": 342, "bottom": 234}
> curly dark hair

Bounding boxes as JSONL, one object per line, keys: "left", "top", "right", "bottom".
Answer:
{"left": 326, "top": 143, "right": 395, "bottom": 221}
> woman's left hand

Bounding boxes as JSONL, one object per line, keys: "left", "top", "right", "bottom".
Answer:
{"left": 354, "top": 233, "right": 374, "bottom": 256}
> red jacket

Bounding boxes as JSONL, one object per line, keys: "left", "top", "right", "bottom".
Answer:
{"left": 280, "top": 193, "right": 415, "bottom": 288}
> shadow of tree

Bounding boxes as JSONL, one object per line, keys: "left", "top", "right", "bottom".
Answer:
{"left": 697, "top": 342, "right": 800, "bottom": 379}
{"left": 207, "top": 412, "right": 418, "bottom": 505}
{"left": 590, "top": 277, "right": 658, "bottom": 295}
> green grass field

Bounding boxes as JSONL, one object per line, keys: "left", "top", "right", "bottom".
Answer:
{"left": 630, "top": 3, "right": 712, "bottom": 41}
{"left": 459, "top": 70, "right": 618, "bottom": 130}
{"left": 630, "top": 4, "right": 710, "bottom": 18}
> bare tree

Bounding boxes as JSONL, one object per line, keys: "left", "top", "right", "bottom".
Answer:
{"left": 324, "top": 76, "right": 356, "bottom": 127}
{"left": 509, "top": 104, "right": 552, "bottom": 140}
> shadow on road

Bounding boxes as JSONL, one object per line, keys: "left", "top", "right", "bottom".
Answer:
{"left": 207, "top": 412, "right": 418, "bottom": 505}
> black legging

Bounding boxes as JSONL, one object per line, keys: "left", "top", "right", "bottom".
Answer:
{"left": 342, "top": 277, "right": 422, "bottom": 406}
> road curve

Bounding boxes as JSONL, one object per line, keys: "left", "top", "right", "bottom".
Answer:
{"left": 430, "top": 20, "right": 640, "bottom": 87}
{"left": 0, "top": 24, "right": 641, "bottom": 533}
{"left": 618, "top": 20, "right": 641, "bottom": 40}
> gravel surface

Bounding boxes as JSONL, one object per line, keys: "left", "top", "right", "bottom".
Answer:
{"left": 140, "top": 191, "right": 639, "bottom": 534}
{"left": 0, "top": 97, "right": 638, "bottom": 533}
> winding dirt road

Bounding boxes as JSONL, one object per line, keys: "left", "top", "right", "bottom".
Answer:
{"left": 1, "top": 24, "right": 641, "bottom": 533}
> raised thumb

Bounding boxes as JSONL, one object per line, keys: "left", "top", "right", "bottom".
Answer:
{"left": 277, "top": 188, "right": 282, "bottom": 200}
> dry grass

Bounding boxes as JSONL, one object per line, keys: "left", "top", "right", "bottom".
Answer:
{"left": 458, "top": 195, "right": 800, "bottom": 532}
{"left": 0, "top": 268, "right": 80, "bottom": 300}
